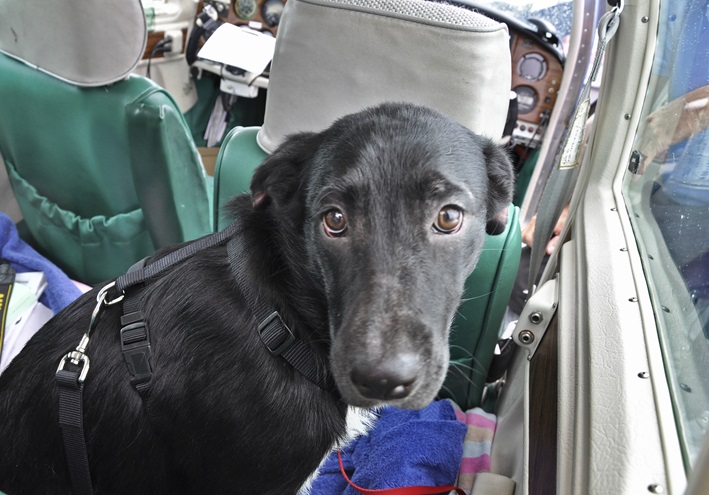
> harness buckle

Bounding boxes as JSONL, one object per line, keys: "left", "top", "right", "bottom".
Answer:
{"left": 258, "top": 311, "right": 296, "bottom": 356}
{"left": 120, "top": 321, "right": 153, "bottom": 385}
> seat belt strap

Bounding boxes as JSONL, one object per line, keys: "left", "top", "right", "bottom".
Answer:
{"left": 527, "top": 5, "right": 622, "bottom": 296}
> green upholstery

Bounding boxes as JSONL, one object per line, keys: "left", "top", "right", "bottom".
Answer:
{"left": 214, "top": 126, "right": 522, "bottom": 410}
{"left": 442, "top": 204, "right": 521, "bottom": 410}
{"left": 213, "top": 127, "right": 268, "bottom": 230}
{"left": 0, "top": 52, "right": 213, "bottom": 284}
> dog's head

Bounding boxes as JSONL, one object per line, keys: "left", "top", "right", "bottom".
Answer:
{"left": 251, "top": 103, "right": 514, "bottom": 409}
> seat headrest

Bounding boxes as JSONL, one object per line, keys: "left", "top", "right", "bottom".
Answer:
{"left": 257, "top": 0, "right": 511, "bottom": 154}
{"left": 0, "top": 0, "right": 147, "bottom": 87}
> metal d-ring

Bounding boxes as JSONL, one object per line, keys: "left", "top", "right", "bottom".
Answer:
{"left": 98, "top": 281, "right": 124, "bottom": 306}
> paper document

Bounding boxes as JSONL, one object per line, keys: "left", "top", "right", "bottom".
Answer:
{"left": 1, "top": 271, "right": 50, "bottom": 374}
{"left": 7, "top": 272, "right": 46, "bottom": 325}
{"left": 197, "top": 24, "right": 276, "bottom": 74}
{"left": 1, "top": 302, "right": 52, "bottom": 374}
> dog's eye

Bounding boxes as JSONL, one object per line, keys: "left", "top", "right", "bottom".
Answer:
{"left": 323, "top": 209, "right": 348, "bottom": 237}
{"left": 434, "top": 206, "right": 463, "bottom": 234}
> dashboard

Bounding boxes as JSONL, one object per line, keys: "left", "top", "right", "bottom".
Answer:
{"left": 509, "top": 29, "right": 564, "bottom": 147}
{"left": 208, "top": 0, "right": 286, "bottom": 35}
{"left": 458, "top": 3, "right": 566, "bottom": 148}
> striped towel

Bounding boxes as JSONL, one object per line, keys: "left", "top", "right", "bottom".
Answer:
{"left": 448, "top": 401, "right": 497, "bottom": 493}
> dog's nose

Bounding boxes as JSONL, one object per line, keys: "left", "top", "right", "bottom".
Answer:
{"left": 350, "top": 354, "right": 421, "bottom": 400}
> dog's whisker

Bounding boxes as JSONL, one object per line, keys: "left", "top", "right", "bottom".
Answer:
{"left": 445, "top": 360, "right": 487, "bottom": 383}
{"left": 445, "top": 368, "right": 478, "bottom": 388}
{"left": 448, "top": 363, "right": 475, "bottom": 381}
{"left": 448, "top": 344, "right": 474, "bottom": 357}
{"left": 454, "top": 360, "right": 487, "bottom": 377}
{"left": 453, "top": 309, "right": 468, "bottom": 322}
{"left": 458, "top": 291, "right": 494, "bottom": 303}
{"left": 438, "top": 383, "right": 456, "bottom": 398}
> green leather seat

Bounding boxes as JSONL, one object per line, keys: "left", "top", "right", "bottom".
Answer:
{"left": 0, "top": 52, "right": 212, "bottom": 285}
{"left": 213, "top": 126, "right": 521, "bottom": 409}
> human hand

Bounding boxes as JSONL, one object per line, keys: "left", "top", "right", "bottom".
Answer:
{"left": 636, "top": 96, "right": 685, "bottom": 173}
{"left": 522, "top": 206, "right": 569, "bottom": 254}
{"left": 636, "top": 85, "right": 709, "bottom": 173}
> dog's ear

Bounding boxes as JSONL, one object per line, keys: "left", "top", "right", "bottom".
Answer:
{"left": 482, "top": 140, "right": 515, "bottom": 235}
{"left": 250, "top": 132, "right": 319, "bottom": 211}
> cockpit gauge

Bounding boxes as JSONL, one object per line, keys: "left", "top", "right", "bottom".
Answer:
{"left": 517, "top": 52, "right": 547, "bottom": 82}
{"left": 513, "top": 85, "right": 538, "bottom": 115}
{"left": 261, "top": 0, "right": 284, "bottom": 27}
{"left": 235, "top": 0, "right": 258, "bottom": 19}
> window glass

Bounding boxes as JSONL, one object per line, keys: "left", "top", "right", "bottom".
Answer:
{"left": 622, "top": 0, "right": 709, "bottom": 467}
{"left": 474, "top": 0, "right": 573, "bottom": 40}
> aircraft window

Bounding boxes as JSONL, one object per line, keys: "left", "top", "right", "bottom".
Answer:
{"left": 622, "top": 0, "right": 709, "bottom": 468}
{"left": 469, "top": 0, "right": 572, "bottom": 41}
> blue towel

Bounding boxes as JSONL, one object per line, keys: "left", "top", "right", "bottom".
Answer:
{"left": 0, "top": 212, "right": 81, "bottom": 313}
{"left": 310, "top": 400, "right": 466, "bottom": 494}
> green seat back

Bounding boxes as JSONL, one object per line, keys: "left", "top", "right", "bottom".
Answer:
{"left": 442, "top": 204, "right": 521, "bottom": 409}
{"left": 0, "top": 52, "right": 213, "bottom": 284}
{"left": 213, "top": 127, "right": 268, "bottom": 229}
{"left": 213, "top": 126, "right": 521, "bottom": 409}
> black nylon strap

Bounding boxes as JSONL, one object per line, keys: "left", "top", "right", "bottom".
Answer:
{"left": 226, "top": 234, "right": 334, "bottom": 391}
{"left": 117, "top": 224, "right": 246, "bottom": 429}
{"left": 119, "top": 261, "right": 159, "bottom": 422}
{"left": 56, "top": 367, "right": 93, "bottom": 495}
{"left": 115, "top": 220, "right": 243, "bottom": 295}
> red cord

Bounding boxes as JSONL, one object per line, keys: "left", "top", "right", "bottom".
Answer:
{"left": 337, "top": 450, "right": 466, "bottom": 495}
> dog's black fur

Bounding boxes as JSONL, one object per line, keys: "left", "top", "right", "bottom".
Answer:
{"left": 0, "top": 103, "right": 513, "bottom": 494}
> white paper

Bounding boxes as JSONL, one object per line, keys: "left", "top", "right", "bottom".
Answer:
{"left": 197, "top": 24, "right": 276, "bottom": 74}
{"left": 0, "top": 302, "right": 53, "bottom": 374}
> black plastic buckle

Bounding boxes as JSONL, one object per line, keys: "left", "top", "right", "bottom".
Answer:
{"left": 258, "top": 311, "right": 295, "bottom": 356}
{"left": 120, "top": 321, "right": 153, "bottom": 385}
{"left": 628, "top": 150, "right": 641, "bottom": 175}
{"left": 487, "top": 338, "right": 517, "bottom": 382}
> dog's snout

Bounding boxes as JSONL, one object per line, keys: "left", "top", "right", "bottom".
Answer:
{"left": 349, "top": 354, "right": 421, "bottom": 401}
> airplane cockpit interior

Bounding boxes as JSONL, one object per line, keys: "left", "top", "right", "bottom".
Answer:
{"left": 0, "top": 0, "right": 708, "bottom": 493}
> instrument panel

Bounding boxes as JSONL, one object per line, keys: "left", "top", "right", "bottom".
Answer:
{"left": 509, "top": 31, "right": 563, "bottom": 145}
{"left": 216, "top": 0, "right": 286, "bottom": 35}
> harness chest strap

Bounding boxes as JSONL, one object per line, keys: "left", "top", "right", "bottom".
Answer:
{"left": 226, "top": 234, "right": 336, "bottom": 392}
{"left": 56, "top": 217, "right": 336, "bottom": 494}
{"left": 113, "top": 218, "right": 335, "bottom": 394}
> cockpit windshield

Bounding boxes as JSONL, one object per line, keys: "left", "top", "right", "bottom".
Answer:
{"left": 468, "top": 0, "right": 573, "bottom": 42}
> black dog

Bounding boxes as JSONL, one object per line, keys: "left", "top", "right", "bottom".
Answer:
{"left": 0, "top": 102, "right": 513, "bottom": 494}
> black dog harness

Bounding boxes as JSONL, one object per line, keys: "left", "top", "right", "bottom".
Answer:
{"left": 55, "top": 219, "right": 334, "bottom": 495}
